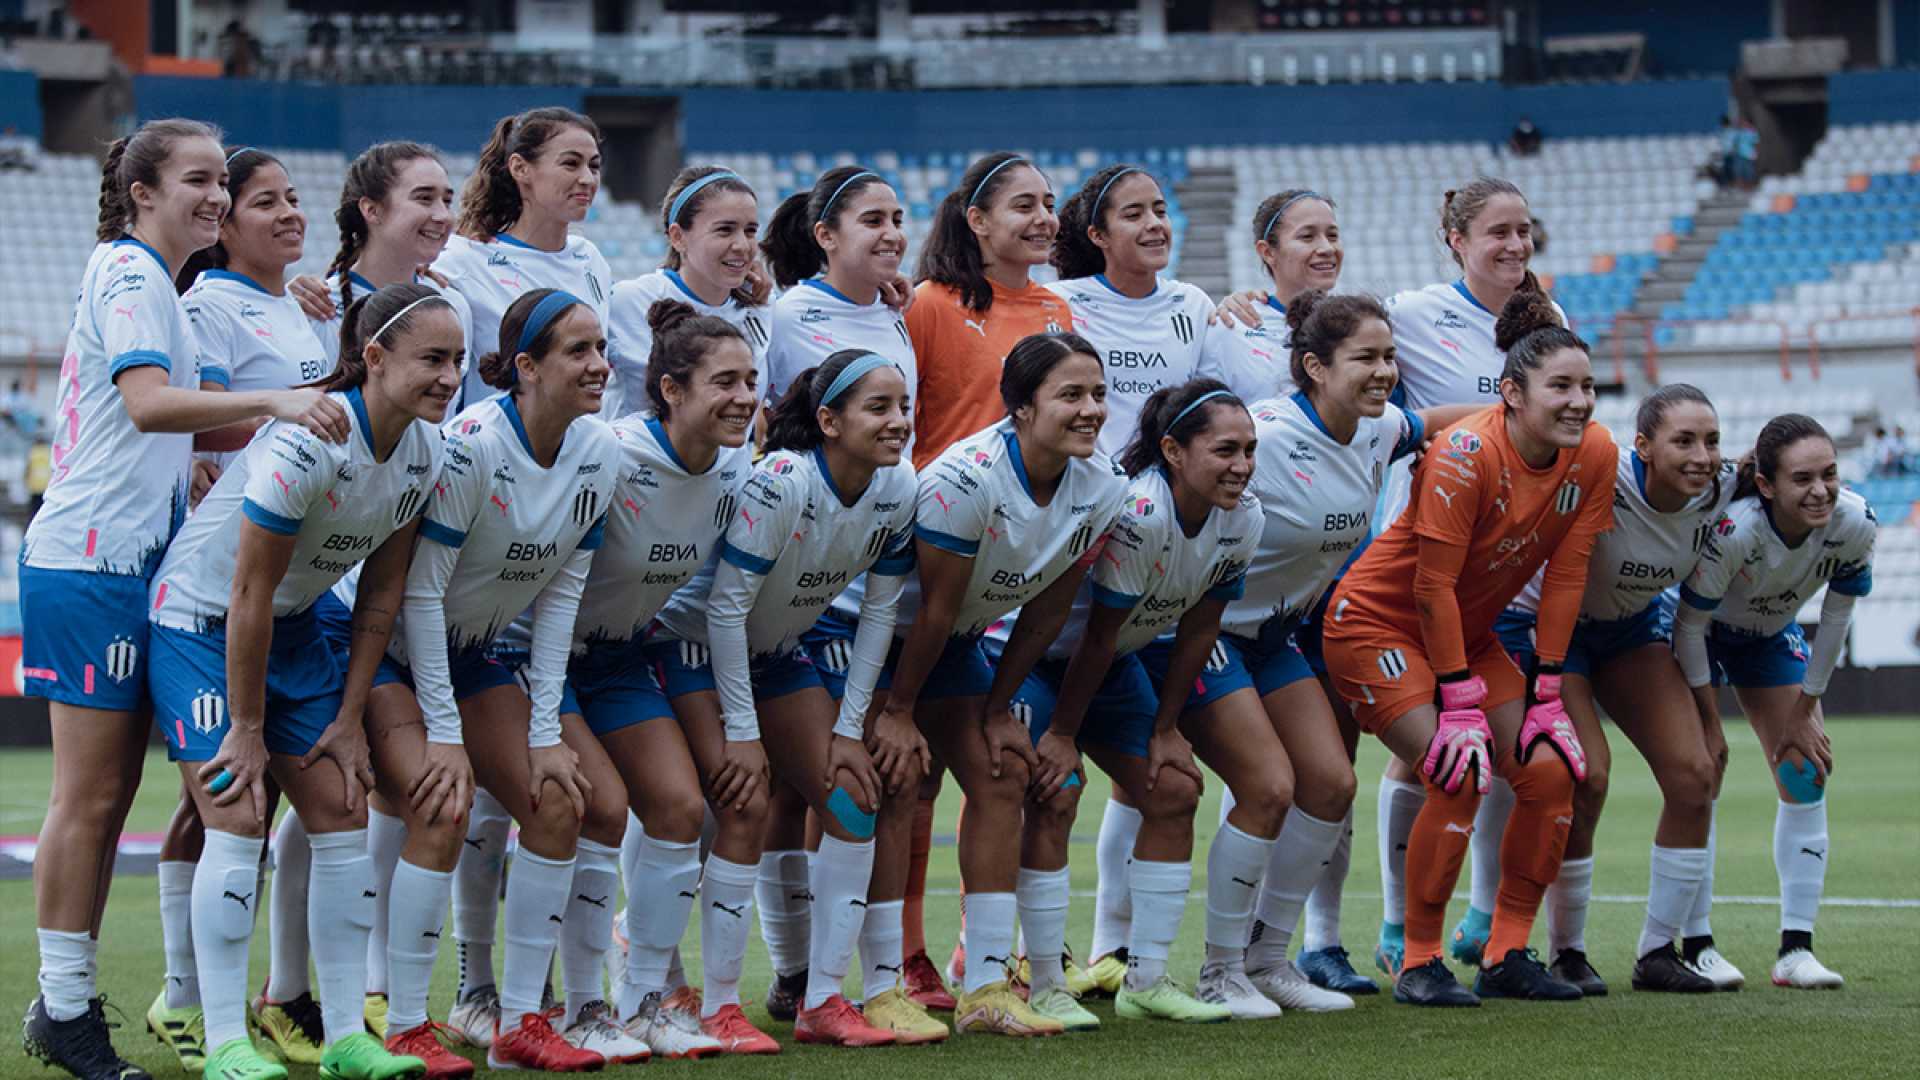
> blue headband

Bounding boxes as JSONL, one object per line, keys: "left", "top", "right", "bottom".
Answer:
{"left": 819, "top": 352, "right": 897, "bottom": 407}
{"left": 1168, "top": 389, "right": 1236, "bottom": 431}
{"left": 667, "top": 170, "right": 742, "bottom": 228}
{"left": 225, "top": 146, "right": 260, "bottom": 165}
{"left": 511, "top": 290, "right": 586, "bottom": 384}
{"left": 818, "top": 170, "right": 878, "bottom": 223}
{"left": 1091, "top": 167, "right": 1144, "bottom": 221}
{"left": 1262, "top": 190, "right": 1327, "bottom": 241}
{"left": 968, "top": 156, "right": 1029, "bottom": 207}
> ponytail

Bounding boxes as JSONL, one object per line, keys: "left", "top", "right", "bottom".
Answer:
{"left": 1118, "top": 378, "right": 1244, "bottom": 477}
{"left": 1051, "top": 164, "right": 1152, "bottom": 282}
{"left": 917, "top": 151, "right": 1035, "bottom": 312}
{"left": 762, "top": 349, "right": 889, "bottom": 454}
{"left": 325, "top": 282, "right": 451, "bottom": 392}
{"left": 759, "top": 165, "right": 885, "bottom": 288}
{"left": 1493, "top": 287, "right": 1586, "bottom": 399}
{"left": 644, "top": 298, "right": 744, "bottom": 420}
{"left": 96, "top": 118, "right": 223, "bottom": 243}
{"left": 457, "top": 107, "right": 598, "bottom": 240}
{"left": 1732, "top": 413, "right": 1831, "bottom": 502}
{"left": 331, "top": 141, "right": 441, "bottom": 311}
{"left": 174, "top": 146, "right": 283, "bottom": 293}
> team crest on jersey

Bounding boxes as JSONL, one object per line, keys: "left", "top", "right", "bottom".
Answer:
{"left": 1169, "top": 312, "right": 1195, "bottom": 345}
{"left": 103, "top": 636, "right": 138, "bottom": 683}
{"left": 585, "top": 272, "right": 605, "bottom": 305}
{"left": 571, "top": 487, "right": 600, "bottom": 529}
{"left": 741, "top": 313, "right": 769, "bottom": 349}
{"left": 1554, "top": 482, "right": 1582, "bottom": 515}
{"left": 1447, "top": 430, "right": 1482, "bottom": 454}
{"left": 1067, "top": 522, "right": 1097, "bottom": 557}
{"left": 393, "top": 487, "right": 425, "bottom": 525}
{"left": 189, "top": 688, "right": 226, "bottom": 735}
{"left": 1434, "top": 309, "right": 1468, "bottom": 330}
{"left": 863, "top": 528, "right": 890, "bottom": 560}
{"left": 714, "top": 491, "right": 738, "bottom": 530}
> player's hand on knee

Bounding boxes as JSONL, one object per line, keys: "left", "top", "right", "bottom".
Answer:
{"left": 1429, "top": 673, "right": 1493, "bottom": 794}
{"left": 1518, "top": 670, "right": 1587, "bottom": 781}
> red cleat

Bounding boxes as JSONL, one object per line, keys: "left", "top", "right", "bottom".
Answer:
{"left": 486, "top": 1012, "right": 604, "bottom": 1072}
{"left": 794, "top": 995, "right": 896, "bottom": 1048}
{"left": 700, "top": 1004, "right": 780, "bottom": 1055}
{"left": 902, "top": 951, "right": 957, "bottom": 1012}
{"left": 386, "top": 1022, "right": 476, "bottom": 1080}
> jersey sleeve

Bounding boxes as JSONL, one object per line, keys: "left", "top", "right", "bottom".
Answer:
{"left": 1090, "top": 499, "right": 1165, "bottom": 609}
{"left": 418, "top": 428, "right": 490, "bottom": 550}
{"left": 1826, "top": 503, "right": 1876, "bottom": 597}
{"left": 873, "top": 485, "right": 918, "bottom": 578}
{"left": 1206, "top": 502, "right": 1262, "bottom": 602}
{"left": 182, "top": 294, "right": 235, "bottom": 388}
{"left": 1532, "top": 433, "right": 1619, "bottom": 667}
{"left": 913, "top": 457, "right": 991, "bottom": 556}
{"left": 1681, "top": 513, "right": 1750, "bottom": 611}
{"left": 101, "top": 256, "right": 185, "bottom": 379}
{"left": 717, "top": 462, "right": 804, "bottom": 578}
{"left": 1389, "top": 405, "right": 1425, "bottom": 463}
{"left": 240, "top": 424, "right": 334, "bottom": 535}
{"left": 526, "top": 546, "right": 593, "bottom": 748}
{"left": 1409, "top": 428, "right": 1486, "bottom": 547}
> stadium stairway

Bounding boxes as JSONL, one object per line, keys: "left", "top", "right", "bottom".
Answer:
{"left": 1173, "top": 164, "right": 1236, "bottom": 300}
{"left": 1608, "top": 188, "right": 1749, "bottom": 382}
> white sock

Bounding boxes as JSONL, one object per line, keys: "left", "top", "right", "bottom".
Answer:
{"left": 1378, "top": 778, "right": 1424, "bottom": 927}
{"left": 453, "top": 789, "right": 510, "bottom": 996}
{"left": 616, "top": 829, "right": 699, "bottom": 1017}
{"left": 1547, "top": 855, "right": 1595, "bottom": 955}
{"left": 364, "top": 807, "right": 406, "bottom": 995}
{"left": 157, "top": 860, "right": 199, "bottom": 1009}
{"left": 83, "top": 935, "right": 98, "bottom": 988}
{"left": 699, "top": 856, "right": 757, "bottom": 1016}
{"left": 1684, "top": 802, "right": 1717, "bottom": 939}
{"left": 307, "top": 829, "right": 374, "bottom": 1046}
{"left": 36, "top": 929, "right": 91, "bottom": 1022}
{"left": 1639, "top": 845, "right": 1708, "bottom": 958}
{"left": 1773, "top": 799, "right": 1828, "bottom": 934}
{"left": 193, "top": 830, "right": 264, "bottom": 1047}
{"left": 1202, "top": 822, "right": 1274, "bottom": 968}
{"left": 804, "top": 835, "right": 875, "bottom": 1009}
{"left": 1467, "top": 776, "right": 1514, "bottom": 915}
{"left": 384, "top": 859, "right": 451, "bottom": 1033}
{"left": 1301, "top": 806, "right": 1354, "bottom": 953}
{"left": 1016, "top": 867, "right": 1071, "bottom": 995}
{"left": 1248, "top": 807, "right": 1343, "bottom": 972}
{"left": 755, "top": 850, "right": 812, "bottom": 978}
{"left": 859, "top": 898, "right": 906, "bottom": 1002}
{"left": 1125, "top": 860, "right": 1191, "bottom": 991}
{"left": 499, "top": 847, "right": 575, "bottom": 1031}
{"left": 562, "top": 839, "right": 619, "bottom": 1026}
{"left": 1091, "top": 799, "right": 1141, "bottom": 962}
{"left": 265, "top": 812, "right": 311, "bottom": 1003}
{"left": 961, "top": 891, "right": 1016, "bottom": 994}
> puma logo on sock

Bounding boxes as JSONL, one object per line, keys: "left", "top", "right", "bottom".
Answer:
{"left": 1444, "top": 823, "right": 1473, "bottom": 835}
{"left": 1800, "top": 847, "right": 1825, "bottom": 861}
{"left": 362, "top": 889, "right": 377, "bottom": 898}
{"left": 423, "top": 929, "right": 441, "bottom": 939}
{"left": 548, "top": 914, "right": 564, "bottom": 924}
{"left": 875, "top": 963, "right": 902, "bottom": 974}
{"left": 711, "top": 901, "right": 746, "bottom": 918}
{"left": 463, "top": 837, "right": 485, "bottom": 850}
{"left": 577, "top": 894, "right": 608, "bottom": 908}
{"left": 677, "top": 890, "right": 697, "bottom": 899}
{"left": 1232, "top": 876, "right": 1259, "bottom": 888}
{"left": 791, "top": 891, "right": 813, "bottom": 902}
{"left": 223, "top": 890, "right": 253, "bottom": 909}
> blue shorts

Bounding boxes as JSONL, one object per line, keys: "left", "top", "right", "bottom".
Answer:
{"left": 804, "top": 611, "right": 995, "bottom": 703}
{"left": 19, "top": 566, "right": 151, "bottom": 710}
{"left": 645, "top": 637, "right": 823, "bottom": 704}
{"left": 1137, "top": 637, "right": 1256, "bottom": 711}
{"left": 562, "top": 640, "right": 673, "bottom": 736}
{"left": 1496, "top": 597, "right": 1675, "bottom": 679}
{"left": 1004, "top": 652, "right": 1160, "bottom": 759}
{"left": 1495, "top": 608, "right": 1538, "bottom": 673}
{"left": 149, "top": 610, "right": 343, "bottom": 761}
{"left": 1296, "top": 587, "right": 1337, "bottom": 676}
{"left": 1217, "top": 615, "right": 1316, "bottom": 699}
{"left": 312, "top": 591, "right": 524, "bottom": 707}
{"left": 1706, "top": 622, "right": 1808, "bottom": 689}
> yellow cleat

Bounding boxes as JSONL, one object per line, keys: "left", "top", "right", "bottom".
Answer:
{"left": 147, "top": 988, "right": 207, "bottom": 1072}
{"left": 861, "top": 988, "right": 950, "bottom": 1045}
{"left": 1083, "top": 950, "right": 1128, "bottom": 998}
{"left": 251, "top": 991, "right": 325, "bottom": 1065}
{"left": 362, "top": 994, "right": 388, "bottom": 1040}
{"left": 953, "top": 981, "right": 1066, "bottom": 1038}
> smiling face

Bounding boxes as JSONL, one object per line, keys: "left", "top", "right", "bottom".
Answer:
{"left": 1260, "top": 197, "right": 1342, "bottom": 301}
{"left": 1164, "top": 404, "right": 1257, "bottom": 512}
{"left": 1304, "top": 317, "right": 1398, "bottom": 420}
{"left": 1091, "top": 172, "right": 1171, "bottom": 277}
{"left": 663, "top": 336, "right": 759, "bottom": 450}
{"left": 520, "top": 305, "right": 609, "bottom": 417}
{"left": 972, "top": 164, "right": 1057, "bottom": 269}
{"left": 1637, "top": 401, "right": 1722, "bottom": 501}
{"left": 368, "top": 156, "right": 455, "bottom": 268}
{"left": 820, "top": 364, "right": 911, "bottom": 468}
{"left": 1017, "top": 351, "right": 1107, "bottom": 459}
{"left": 1503, "top": 347, "right": 1595, "bottom": 451}
{"left": 1452, "top": 192, "right": 1533, "bottom": 295}
{"left": 816, "top": 182, "right": 906, "bottom": 291}
{"left": 368, "top": 305, "right": 464, "bottom": 425}
{"left": 220, "top": 160, "right": 305, "bottom": 273}
{"left": 672, "top": 189, "right": 759, "bottom": 295}
{"left": 1756, "top": 434, "right": 1840, "bottom": 532}
{"left": 132, "top": 135, "right": 230, "bottom": 257}
{"left": 510, "top": 124, "right": 602, "bottom": 225}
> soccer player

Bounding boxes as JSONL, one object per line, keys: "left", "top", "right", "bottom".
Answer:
{"left": 1489, "top": 385, "right": 1737, "bottom": 996}
{"left": 21, "top": 118, "right": 349, "bottom": 1080}
{"left": 1672, "top": 414, "right": 1876, "bottom": 991}
{"left": 1011, "top": 377, "right": 1260, "bottom": 1028}
{"left": 1195, "top": 188, "right": 1342, "bottom": 403}
{"left": 649, "top": 348, "right": 919, "bottom": 1048}
{"left": 141, "top": 281, "right": 457, "bottom": 1080}
{"left": 1323, "top": 292, "right": 1615, "bottom": 1006}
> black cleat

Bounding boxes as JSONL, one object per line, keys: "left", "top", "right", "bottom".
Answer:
{"left": 762, "top": 969, "right": 807, "bottom": 1022}
{"left": 1475, "top": 948, "right": 1584, "bottom": 1001}
{"left": 1632, "top": 945, "right": 1717, "bottom": 993}
{"left": 1549, "top": 948, "right": 1609, "bottom": 997}
{"left": 1393, "top": 957, "right": 1480, "bottom": 1007}
{"left": 22, "top": 997, "right": 152, "bottom": 1080}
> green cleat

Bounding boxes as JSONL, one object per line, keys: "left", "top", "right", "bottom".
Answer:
{"left": 200, "top": 1037, "right": 287, "bottom": 1080}
{"left": 1025, "top": 988, "right": 1100, "bottom": 1032}
{"left": 147, "top": 990, "right": 207, "bottom": 1073}
{"left": 1114, "top": 976, "right": 1232, "bottom": 1024}
{"left": 317, "top": 1032, "right": 426, "bottom": 1080}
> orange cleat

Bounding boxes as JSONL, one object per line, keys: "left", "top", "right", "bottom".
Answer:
{"left": 793, "top": 995, "right": 896, "bottom": 1048}
{"left": 902, "top": 952, "right": 957, "bottom": 1012}
{"left": 486, "top": 1012, "right": 604, "bottom": 1072}
{"left": 699, "top": 1004, "right": 780, "bottom": 1055}
{"left": 385, "top": 1022, "right": 475, "bottom": 1080}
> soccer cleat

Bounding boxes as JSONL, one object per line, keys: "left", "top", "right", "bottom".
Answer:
{"left": 1374, "top": 923, "right": 1405, "bottom": 977}
{"left": 317, "top": 1031, "right": 426, "bottom": 1080}
{"left": 900, "top": 952, "right": 956, "bottom": 1012}
{"left": 1194, "top": 962, "right": 1282, "bottom": 1020}
{"left": 1771, "top": 950, "right": 1844, "bottom": 990}
{"left": 1298, "top": 947, "right": 1380, "bottom": 995}
{"left": 250, "top": 990, "right": 326, "bottom": 1065}
{"left": 487, "top": 1012, "right": 603, "bottom": 1072}
{"left": 952, "top": 982, "right": 1065, "bottom": 1037}
{"left": 1689, "top": 947, "right": 1746, "bottom": 991}
{"left": 1630, "top": 946, "right": 1716, "bottom": 994}
{"left": 621, "top": 991, "right": 721, "bottom": 1060}
{"left": 859, "top": 989, "right": 952, "bottom": 1043}
{"left": 1448, "top": 908, "right": 1492, "bottom": 967}
{"left": 385, "top": 1022, "right": 476, "bottom": 1080}
{"left": 1083, "top": 949, "right": 1128, "bottom": 997}
{"left": 199, "top": 1038, "right": 287, "bottom": 1080}
{"left": 1246, "top": 959, "right": 1355, "bottom": 1012}
{"left": 560, "top": 1001, "right": 650, "bottom": 1065}
{"left": 699, "top": 1004, "right": 781, "bottom": 1054}
{"left": 1548, "top": 949, "right": 1609, "bottom": 997}
{"left": 1061, "top": 952, "right": 1100, "bottom": 999}
{"left": 1474, "top": 948, "right": 1583, "bottom": 1002}
{"left": 1115, "top": 976, "right": 1233, "bottom": 1024}
{"left": 146, "top": 989, "right": 207, "bottom": 1072}
{"left": 362, "top": 994, "right": 388, "bottom": 1040}
{"left": 761, "top": 970, "right": 806, "bottom": 1023}
{"left": 22, "top": 996, "right": 154, "bottom": 1080}
{"left": 444, "top": 986, "right": 499, "bottom": 1049}
{"left": 1024, "top": 988, "right": 1100, "bottom": 1032}
{"left": 793, "top": 995, "right": 895, "bottom": 1048}
{"left": 1393, "top": 958, "right": 1480, "bottom": 1007}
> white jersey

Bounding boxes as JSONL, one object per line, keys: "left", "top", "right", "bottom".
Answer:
{"left": 184, "top": 270, "right": 331, "bottom": 469}
{"left": 571, "top": 415, "right": 751, "bottom": 650}
{"left": 1385, "top": 281, "right": 1506, "bottom": 410}
{"left": 900, "top": 419, "right": 1128, "bottom": 640}
{"left": 1047, "top": 275, "right": 1216, "bottom": 459}
{"left": 1054, "top": 466, "right": 1262, "bottom": 659}
{"left": 1220, "top": 393, "right": 1423, "bottom": 639}
{"left": 311, "top": 269, "right": 476, "bottom": 377}
{"left": 1682, "top": 489, "right": 1876, "bottom": 636}
{"left": 149, "top": 388, "right": 441, "bottom": 632}
{"left": 432, "top": 232, "right": 612, "bottom": 407}
{"left": 25, "top": 239, "right": 208, "bottom": 576}
{"left": 655, "top": 446, "right": 916, "bottom": 657}
{"left": 765, "top": 279, "right": 917, "bottom": 450}
{"left": 606, "top": 269, "right": 771, "bottom": 418}
{"left": 1196, "top": 295, "right": 1295, "bottom": 404}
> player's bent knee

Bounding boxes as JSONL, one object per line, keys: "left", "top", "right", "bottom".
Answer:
{"left": 1141, "top": 770, "right": 1201, "bottom": 823}
{"left": 1574, "top": 762, "right": 1610, "bottom": 815}
{"left": 826, "top": 786, "right": 877, "bottom": 840}
{"left": 1658, "top": 753, "right": 1716, "bottom": 815}
{"left": 1775, "top": 757, "right": 1826, "bottom": 804}
{"left": 523, "top": 787, "right": 584, "bottom": 847}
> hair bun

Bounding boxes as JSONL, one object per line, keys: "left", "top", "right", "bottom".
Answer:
{"left": 1494, "top": 288, "right": 1562, "bottom": 353}
{"left": 647, "top": 298, "right": 697, "bottom": 335}
{"left": 1284, "top": 288, "right": 1325, "bottom": 335}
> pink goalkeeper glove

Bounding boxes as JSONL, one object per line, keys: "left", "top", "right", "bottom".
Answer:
{"left": 1427, "top": 674, "right": 1493, "bottom": 795}
{"left": 1518, "top": 672, "right": 1588, "bottom": 781}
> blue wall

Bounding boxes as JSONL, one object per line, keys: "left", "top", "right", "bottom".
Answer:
{"left": 1537, "top": 1, "right": 1768, "bottom": 78}
{"left": 0, "top": 70, "right": 39, "bottom": 138}
{"left": 1829, "top": 69, "right": 1920, "bottom": 126}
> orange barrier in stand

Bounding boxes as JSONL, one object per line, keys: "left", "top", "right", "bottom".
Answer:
{"left": 1611, "top": 312, "right": 1791, "bottom": 384}
{"left": 1805, "top": 307, "right": 1920, "bottom": 383}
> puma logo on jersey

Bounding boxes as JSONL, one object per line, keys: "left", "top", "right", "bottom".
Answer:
{"left": 932, "top": 491, "right": 955, "bottom": 515}
{"left": 272, "top": 471, "right": 293, "bottom": 495}
{"left": 463, "top": 836, "right": 484, "bottom": 850}
{"left": 739, "top": 508, "right": 760, "bottom": 532}
{"left": 547, "top": 914, "right": 563, "bottom": 924}
{"left": 1433, "top": 485, "right": 1456, "bottom": 509}
{"left": 490, "top": 494, "right": 511, "bottom": 516}
{"left": 113, "top": 305, "right": 138, "bottom": 321}
{"left": 963, "top": 318, "right": 987, "bottom": 337}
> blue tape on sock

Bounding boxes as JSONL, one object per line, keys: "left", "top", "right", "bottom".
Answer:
{"left": 826, "top": 787, "right": 877, "bottom": 839}
{"left": 1775, "top": 759, "right": 1824, "bottom": 803}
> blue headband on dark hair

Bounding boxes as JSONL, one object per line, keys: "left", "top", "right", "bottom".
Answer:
{"left": 1262, "top": 190, "right": 1326, "bottom": 241}
{"left": 511, "top": 290, "right": 586, "bottom": 384}
{"left": 1168, "top": 389, "right": 1235, "bottom": 431}
{"left": 1091, "top": 167, "right": 1144, "bottom": 221}
{"left": 668, "top": 170, "right": 741, "bottom": 227}
{"left": 968, "top": 156, "right": 1028, "bottom": 207}
{"left": 225, "top": 146, "right": 260, "bottom": 165}
{"left": 818, "top": 170, "right": 878, "bottom": 223}
{"left": 819, "top": 352, "right": 898, "bottom": 407}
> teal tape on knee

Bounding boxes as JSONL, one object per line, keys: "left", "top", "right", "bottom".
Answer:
{"left": 1776, "top": 759, "right": 1824, "bottom": 803}
{"left": 826, "top": 787, "right": 876, "bottom": 840}
{"left": 1062, "top": 771, "right": 1081, "bottom": 789}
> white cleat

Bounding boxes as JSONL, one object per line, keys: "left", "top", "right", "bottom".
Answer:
{"left": 1247, "top": 959, "right": 1355, "bottom": 1012}
{"left": 447, "top": 984, "right": 501, "bottom": 1048}
{"left": 564, "top": 1000, "right": 651, "bottom": 1064}
{"left": 622, "top": 992, "right": 723, "bottom": 1059}
{"left": 1195, "top": 962, "right": 1283, "bottom": 1020}
{"left": 1771, "top": 949, "right": 1844, "bottom": 990}
{"left": 1688, "top": 947, "right": 1746, "bottom": 991}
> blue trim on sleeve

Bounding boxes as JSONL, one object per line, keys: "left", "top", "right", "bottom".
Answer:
{"left": 578, "top": 516, "right": 607, "bottom": 551}
{"left": 1828, "top": 568, "right": 1872, "bottom": 597}
{"left": 719, "top": 538, "right": 777, "bottom": 576}
{"left": 1393, "top": 408, "right": 1426, "bottom": 462}
{"left": 199, "top": 365, "right": 231, "bottom": 388}
{"left": 1208, "top": 576, "right": 1248, "bottom": 602}
{"left": 873, "top": 552, "right": 916, "bottom": 577}
{"left": 109, "top": 349, "right": 170, "bottom": 378}
{"left": 1678, "top": 583, "right": 1721, "bottom": 612}
{"left": 1091, "top": 583, "right": 1143, "bottom": 610}
{"left": 419, "top": 518, "right": 467, "bottom": 549}
{"left": 914, "top": 523, "right": 979, "bottom": 556}
{"left": 241, "top": 497, "right": 302, "bottom": 536}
